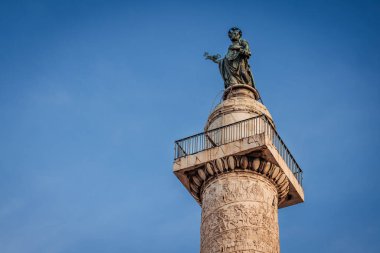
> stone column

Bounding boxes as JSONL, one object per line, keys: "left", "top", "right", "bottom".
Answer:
{"left": 200, "top": 172, "right": 280, "bottom": 253}
{"left": 173, "top": 85, "right": 303, "bottom": 253}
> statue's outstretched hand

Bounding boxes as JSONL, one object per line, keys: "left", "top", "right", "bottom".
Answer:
{"left": 204, "top": 52, "right": 221, "bottom": 63}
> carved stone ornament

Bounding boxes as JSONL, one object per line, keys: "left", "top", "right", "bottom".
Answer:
{"left": 186, "top": 155, "right": 290, "bottom": 205}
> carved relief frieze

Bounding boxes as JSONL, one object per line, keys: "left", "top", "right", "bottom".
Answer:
{"left": 200, "top": 172, "right": 280, "bottom": 253}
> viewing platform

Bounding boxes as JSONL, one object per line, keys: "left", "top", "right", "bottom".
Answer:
{"left": 173, "top": 115, "right": 304, "bottom": 208}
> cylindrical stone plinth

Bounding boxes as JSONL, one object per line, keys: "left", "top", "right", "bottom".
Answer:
{"left": 200, "top": 172, "right": 279, "bottom": 253}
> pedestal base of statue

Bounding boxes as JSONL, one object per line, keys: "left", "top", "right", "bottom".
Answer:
{"left": 223, "top": 84, "right": 260, "bottom": 101}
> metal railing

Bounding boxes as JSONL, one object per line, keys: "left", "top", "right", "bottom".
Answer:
{"left": 174, "top": 115, "right": 303, "bottom": 186}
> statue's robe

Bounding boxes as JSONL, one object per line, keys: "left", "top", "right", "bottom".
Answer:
{"left": 219, "top": 39, "right": 255, "bottom": 89}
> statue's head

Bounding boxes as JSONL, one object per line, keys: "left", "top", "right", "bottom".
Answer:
{"left": 228, "top": 27, "right": 242, "bottom": 41}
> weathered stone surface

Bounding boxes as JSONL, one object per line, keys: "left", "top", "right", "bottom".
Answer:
{"left": 205, "top": 85, "right": 274, "bottom": 131}
{"left": 201, "top": 172, "right": 279, "bottom": 253}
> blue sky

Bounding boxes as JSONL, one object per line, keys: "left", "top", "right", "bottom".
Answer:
{"left": 0, "top": 0, "right": 379, "bottom": 252}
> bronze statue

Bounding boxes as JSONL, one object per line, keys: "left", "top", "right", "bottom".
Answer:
{"left": 205, "top": 27, "right": 255, "bottom": 89}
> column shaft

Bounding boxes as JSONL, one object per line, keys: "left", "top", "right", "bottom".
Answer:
{"left": 201, "top": 172, "right": 280, "bottom": 253}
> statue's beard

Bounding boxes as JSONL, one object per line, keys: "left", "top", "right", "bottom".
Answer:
{"left": 230, "top": 36, "right": 240, "bottom": 42}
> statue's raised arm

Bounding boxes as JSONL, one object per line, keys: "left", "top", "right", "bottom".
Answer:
{"left": 205, "top": 27, "right": 256, "bottom": 90}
